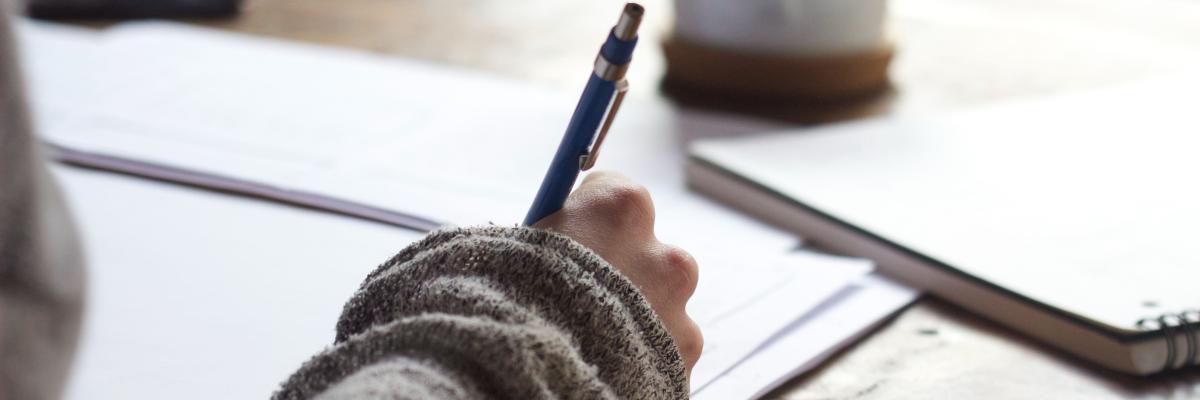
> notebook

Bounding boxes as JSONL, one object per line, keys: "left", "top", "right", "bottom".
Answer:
{"left": 688, "top": 75, "right": 1200, "bottom": 375}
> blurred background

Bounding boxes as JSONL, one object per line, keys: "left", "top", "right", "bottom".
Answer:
{"left": 192, "top": 0, "right": 1200, "bottom": 117}
{"left": 37, "top": 0, "right": 1200, "bottom": 120}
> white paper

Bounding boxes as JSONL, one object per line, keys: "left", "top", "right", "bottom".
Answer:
{"left": 54, "top": 167, "right": 426, "bottom": 400}
{"left": 687, "top": 251, "right": 870, "bottom": 389}
{"left": 18, "top": 20, "right": 789, "bottom": 227}
{"left": 693, "top": 274, "right": 919, "bottom": 399}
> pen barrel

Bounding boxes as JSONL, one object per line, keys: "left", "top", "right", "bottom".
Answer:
{"left": 601, "top": 30, "right": 638, "bottom": 66}
{"left": 523, "top": 4, "right": 642, "bottom": 226}
{"left": 594, "top": 27, "right": 639, "bottom": 83}
{"left": 523, "top": 75, "right": 618, "bottom": 225}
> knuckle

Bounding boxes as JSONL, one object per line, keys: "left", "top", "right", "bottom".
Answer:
{"left": 605, "top": 183, "right": 653, "bottom": 212}
{"left": 676, "top": 321, "right": 704, "bottom": 363}
{"left": 661, "top": 246, "right": 700, "bottom": 295}
{"left": 592, "top": 182, "right": 654, "bottom": 227}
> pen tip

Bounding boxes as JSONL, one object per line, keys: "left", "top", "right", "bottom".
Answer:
{"left": 624, "top": 3, "right": 644, "bottom": 17}
{"left": 616, "top": 3, "right": 644, "bottom": 41}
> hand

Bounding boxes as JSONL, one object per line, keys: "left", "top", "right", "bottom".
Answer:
{"left": 533, "top": 171, "right": 703, "bottom": 375}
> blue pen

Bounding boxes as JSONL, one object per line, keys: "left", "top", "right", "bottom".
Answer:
{"left": 524, "top": 3, "right": 643, "bottom": 225}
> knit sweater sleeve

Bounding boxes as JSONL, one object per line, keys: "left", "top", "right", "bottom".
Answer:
{"left": 273, "top": 226, "right": 689, "bottom": 399}
{"left": 1, "top": 8, "right": 87, "bottom": 400}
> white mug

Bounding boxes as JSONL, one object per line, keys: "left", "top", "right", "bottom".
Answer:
{"left": 674, "top": 0, "right": 887, "bottom": 55}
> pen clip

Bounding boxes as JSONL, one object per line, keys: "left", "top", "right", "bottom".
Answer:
{"left": 580, "top": 79, "right": 629, "bottom": 171}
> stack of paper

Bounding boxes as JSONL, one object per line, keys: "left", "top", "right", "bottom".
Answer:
{"left": 18, "top": 21, "right": 917, "bottom": 399}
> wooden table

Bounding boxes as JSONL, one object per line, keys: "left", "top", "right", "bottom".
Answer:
{"left": 185, "top": 0, "right": 1200, "bottom": 398}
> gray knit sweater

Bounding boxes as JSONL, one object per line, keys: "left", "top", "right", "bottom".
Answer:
{"left": 0, "top": 6, "right": 87, "bottom": 400}
{"left": 274, "top": 226, "right": 690, "bottom": 399}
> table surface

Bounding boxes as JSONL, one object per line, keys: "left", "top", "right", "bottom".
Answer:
{"left": 179, "top": 0, "right": 1200, "bottom": 398}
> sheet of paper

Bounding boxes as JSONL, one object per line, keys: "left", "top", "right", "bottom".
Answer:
{"left": 53, "top": 167, "right": 426, "bottom": 400}
{"left": 19, "top": 20, "right": 895, "bottom": 398}
{"left": 693, "top": 274, "right": 919, "bottom": 399}
{"left": 18, "top": 20, "right": 788, "bottom": 227}
{"left": 687, "top": 251, "right": 871, "bottom": 389}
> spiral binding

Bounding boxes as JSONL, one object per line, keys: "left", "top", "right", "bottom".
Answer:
{"left": 1136, "top": 309, "right": 1200, "bottom": 372}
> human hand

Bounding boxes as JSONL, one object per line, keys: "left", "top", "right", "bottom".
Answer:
{"left": 533, "top": 171, "right": 703, "bottom": 375}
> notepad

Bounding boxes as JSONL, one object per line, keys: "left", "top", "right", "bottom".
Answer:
{"left": 688, "top": 75, "right": 1200, "bottom": 375}
{"left": 19, "top": 20, "right": 916, "bottom": 398}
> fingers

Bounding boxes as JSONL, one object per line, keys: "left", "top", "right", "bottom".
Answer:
{"left": 533, "top": 172, "right": 656, "bottom": 263}
{"left": 656, "top": 244, "right": 703, "bottom": 372}
{"left": 656, "top": 244, "right": 700, "bottom": 304}
{"left": 571, "top": 171, "right": 656, "bottom": 236}
{"left": 532, "top": 171, "right": 704, "bottom": 373}
{"left": 672, "top": 315, "right": 704, "bottom": 373}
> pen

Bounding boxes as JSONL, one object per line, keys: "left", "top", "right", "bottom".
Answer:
{"left": 523, "top": 3, "right": 643, "bottom": 226}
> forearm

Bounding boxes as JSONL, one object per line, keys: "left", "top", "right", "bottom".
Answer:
{"left": 276, "top": 226, "right": 688, "bottom": 399}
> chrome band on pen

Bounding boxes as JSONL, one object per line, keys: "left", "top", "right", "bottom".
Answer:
{"left": 593, "top": 55, "right": 630, "bottom": 81}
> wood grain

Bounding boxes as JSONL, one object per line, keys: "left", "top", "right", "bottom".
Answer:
{"left": 178, "top": 0, "right": 1200, "bottom": 397}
